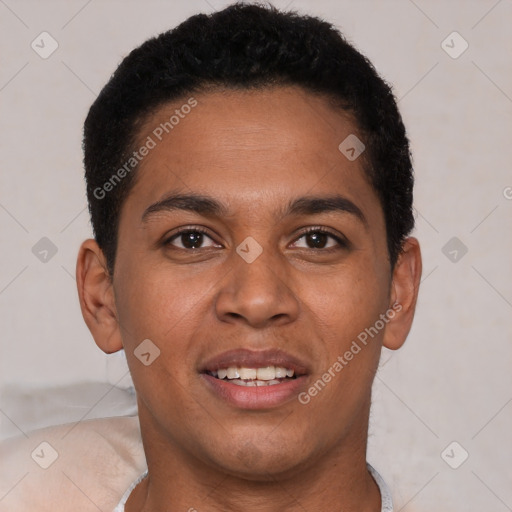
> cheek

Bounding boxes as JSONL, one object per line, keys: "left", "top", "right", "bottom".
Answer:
{"left": 113, "top": 264, "right": 206, "bottom": 411}
{"left": 302, "top": 260, "right": 390, "bottom": 349}
{"left": 113, "top": 261, "right": 209, "bottom": 349}
{"left": 300, "top": 266, "right": 388, "bottom": 407}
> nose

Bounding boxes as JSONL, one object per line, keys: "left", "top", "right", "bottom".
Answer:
{"left": 214, "top": 246, "right": 300, "bottom": 329}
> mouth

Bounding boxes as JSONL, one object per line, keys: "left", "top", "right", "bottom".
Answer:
{"left": 206, "top": 365, "right": 297, "bottom": 387}
{"left": 200, "top": 349, "right": 309, "bottom": 409}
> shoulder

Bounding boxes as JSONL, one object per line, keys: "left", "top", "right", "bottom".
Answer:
{"left": 0, "top": 416, "right": 146, "bottom": 512}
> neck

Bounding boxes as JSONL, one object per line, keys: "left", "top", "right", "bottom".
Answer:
{"left": 126, "top": 403, "right": 381, "bottom": 512}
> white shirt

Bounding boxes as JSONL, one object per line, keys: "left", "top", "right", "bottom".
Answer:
{"left": 113, "top": 463, "right": 393, "bottom": 512}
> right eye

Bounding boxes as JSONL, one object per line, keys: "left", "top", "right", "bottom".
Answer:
{"left": 164, "top": 228, "right": 222, "bottom": 250}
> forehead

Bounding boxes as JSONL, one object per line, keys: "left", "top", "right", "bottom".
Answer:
{"left": 123, "top": 86, "right": 381, "bottom": 223}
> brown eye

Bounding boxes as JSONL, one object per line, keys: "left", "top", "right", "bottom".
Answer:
{"left": 292, "top": 229, "right": 345, "bottom": 250}
{"left": 305, "top": 232, "right": 329, "bottom": 249}
{"left": 180, "top": 231, "right": 204, "bottom": 249}
{"left": 166, "top": 229, "right": 220, "bottom": 250}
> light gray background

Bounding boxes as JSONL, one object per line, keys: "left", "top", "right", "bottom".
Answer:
{"left": 1, "top": 0, "right": 511, "bottom": 510}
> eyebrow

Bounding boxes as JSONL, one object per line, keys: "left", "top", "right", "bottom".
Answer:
{"left": 141, "top": 192, "right": 367, "bottom": 226}
{"left": 286, "top": 195, "right": 367, "bottom": 226}
{"left": 142, "top": 193, "right": 227, "bottom": 221}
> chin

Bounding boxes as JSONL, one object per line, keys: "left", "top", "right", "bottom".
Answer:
{"left": 204, "top": 434, "right": 314, "bottom": 482}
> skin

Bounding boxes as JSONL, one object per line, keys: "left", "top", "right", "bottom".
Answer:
{"left": 77, "top": 86, "right": 421, "bottom": 512}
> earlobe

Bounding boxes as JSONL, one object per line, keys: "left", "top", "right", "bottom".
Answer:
{"left": 76, "top": 239, "right": 124, "bottom": 354}
{"left": 382, "top": 237, "right": 422, "bottom": 351}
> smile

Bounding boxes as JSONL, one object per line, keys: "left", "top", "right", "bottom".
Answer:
{"left": 200, "top": 349, "right": 309, "bottom": 409}
{"left": 207, "top": 365, "right": 296, "bottom": 387}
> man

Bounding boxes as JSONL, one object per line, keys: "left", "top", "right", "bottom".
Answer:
{"left": 1, "top": 3, "right": 421, "bottom": 511}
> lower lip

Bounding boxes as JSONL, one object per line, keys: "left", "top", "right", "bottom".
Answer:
{"left": 201, "top": 374, "right": 307, "bottom": 409}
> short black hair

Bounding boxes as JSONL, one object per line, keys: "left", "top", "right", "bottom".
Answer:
{"left": 83, "top": 2, "right": 414, "bottom": 275}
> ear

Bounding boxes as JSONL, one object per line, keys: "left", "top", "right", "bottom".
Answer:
{"left": 76, "top": 239, "right": 123, "bottom": 354}
{"left": 382, "top": 237, "right": 422, "bottom": 350}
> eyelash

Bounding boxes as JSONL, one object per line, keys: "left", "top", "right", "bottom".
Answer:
{"left": 290, "top": 226, "right": 348, "bottom": 251}
{"left": 163, "top": 225, "right": 348, "bottom": 251}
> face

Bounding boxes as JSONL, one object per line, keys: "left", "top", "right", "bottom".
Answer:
{"left": 82, "top": 86, "right": 417, "bottom": 480}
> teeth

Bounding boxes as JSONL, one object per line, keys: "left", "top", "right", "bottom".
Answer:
{"left": 256, "top": 366, "right": 275, "bottom": 380}
{"left": 212, "top": 365, "right": 295, "bottom": 381}
{"left": 226, "top": 367, "right": 239, "bottom": 379}
{"left": 238, "top": 367, "right": 257, "bottom": 379}
{"left": 275, "top": 366, "right": 287, "bottom": 378}
{"left": 230, "top": 379, "right": 282, "bottom": 387}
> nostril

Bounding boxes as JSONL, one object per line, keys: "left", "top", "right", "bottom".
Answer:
{"left": 226, "top": 312, "right": 244, "bottom": 320}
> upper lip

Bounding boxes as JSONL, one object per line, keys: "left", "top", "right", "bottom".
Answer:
{"left": 200, "top": 348, "right": 310, "bottom": 376}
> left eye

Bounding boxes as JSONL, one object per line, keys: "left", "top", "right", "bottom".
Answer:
{"left": 167, "top": 230, "right": 219, "bottom": 250}
{"left": 292, "top": 230, "right": 344, "bottom": 250}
